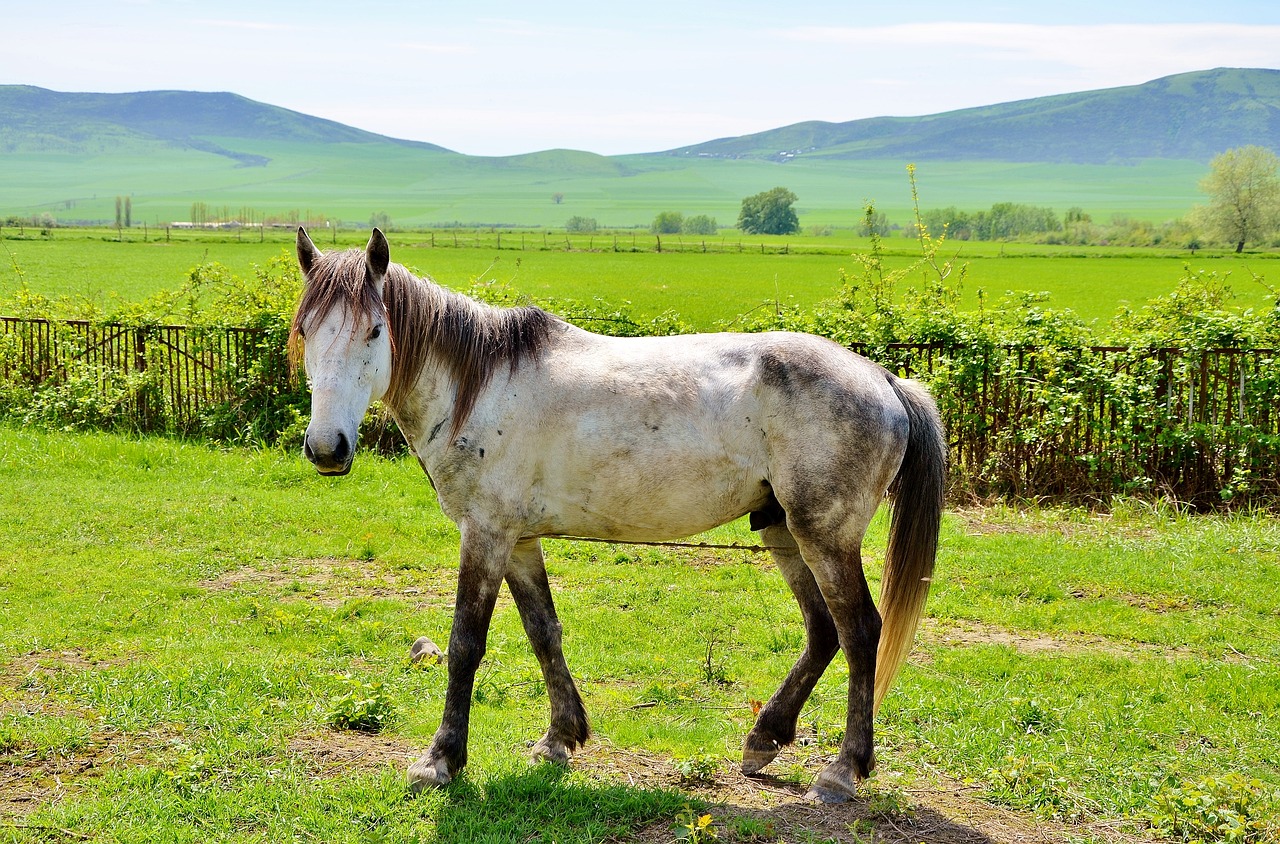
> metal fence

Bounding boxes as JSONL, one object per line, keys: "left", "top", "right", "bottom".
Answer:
{"left": 3, "top": 316, "right": 1277, "bottom": 504}
{"left": 0, "top": 317, "right": 294, "bottom": 431}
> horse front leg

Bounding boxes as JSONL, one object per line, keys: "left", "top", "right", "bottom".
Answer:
{"left": 506, "top": 539, "right": 589, "bottom": 764}
{"left": 408, "top": 523, "right": 513, "bottom": 792}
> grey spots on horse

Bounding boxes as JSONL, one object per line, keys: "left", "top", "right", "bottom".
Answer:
{"left": 479, "top": 448, "right": 486, "bottom": 459}
{"left": 427, "top": 418, "right": 447, "bottom": 444}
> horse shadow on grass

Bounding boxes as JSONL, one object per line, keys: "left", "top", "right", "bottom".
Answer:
{"left": 424, "top": 762, "right": 998, "bottom": 844}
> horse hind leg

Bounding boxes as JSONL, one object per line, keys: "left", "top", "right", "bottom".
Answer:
{"left": 742, "top": 524, "right": 840, "bottom": 776}
{"left": 505, "top": 539, "right": 590, "bottom": 765}
{"left": 793, "top": 533, "right": 882, "bottom": 804}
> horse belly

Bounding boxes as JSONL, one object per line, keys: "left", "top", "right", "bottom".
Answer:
{"left": 536, "top": 438, "right": 770, "bottom": 541}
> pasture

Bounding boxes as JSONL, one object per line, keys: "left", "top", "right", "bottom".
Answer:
{"left": 3, "top": 227, "right": 1278, "bottom": 331}
{"left": 1, "top": 425, "right": 1277, "bottom": 842}
{"left": 0, "top": 142, "right": 1209, "bottom": 231}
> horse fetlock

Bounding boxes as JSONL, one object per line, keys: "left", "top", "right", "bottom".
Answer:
{"left": 407, "top": 752, "right": 453, "bottom": 793}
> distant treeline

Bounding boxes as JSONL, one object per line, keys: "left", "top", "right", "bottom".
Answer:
{"left": 910, "top": 203, "right": 1212, "bottom": 249}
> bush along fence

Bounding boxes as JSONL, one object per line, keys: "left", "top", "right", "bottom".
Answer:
{"left": 2, "top": 312, "right": 1277, "bottom": 507}
{"left": 0, "top": 316, "right": 304, "bottom": 443}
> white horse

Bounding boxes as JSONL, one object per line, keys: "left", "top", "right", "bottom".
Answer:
{"left": 290, "top": 228, "right": 945, "bottom": 803}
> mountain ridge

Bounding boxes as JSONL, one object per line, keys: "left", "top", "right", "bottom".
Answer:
{"left": 0, "top": 85, "right": 451, "bottom": 165}
{"left": 2, "top": 69, "right": 1279, "bottom": 168}
{"left": 661, "top": 68, "right": 1280, "bottom": 164}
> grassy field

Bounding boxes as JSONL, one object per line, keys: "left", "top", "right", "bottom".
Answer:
{"left": 1, "top": 137, "right": 1211, "bottom": 231}
{"left": 1, "top": 426, "right": 1277, "bottom": 842}
{"left": 4, "top": 227, "right": 1278, "bottom": 331}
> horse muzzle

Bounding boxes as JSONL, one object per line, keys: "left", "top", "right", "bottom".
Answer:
{"left": 304, "top": 429, "right": 354, "bottom": 476}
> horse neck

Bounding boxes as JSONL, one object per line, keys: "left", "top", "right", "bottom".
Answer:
{"left": 382, "top": 271, "right": 495, "bottom": 429}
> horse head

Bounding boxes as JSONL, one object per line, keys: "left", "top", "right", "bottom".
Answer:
{"left": 292, "top": 227, "right": 394, "bottom": 475}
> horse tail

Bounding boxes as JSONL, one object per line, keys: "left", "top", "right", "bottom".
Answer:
{"left": 874, "top": 375, "right": 946, "bottom": 712}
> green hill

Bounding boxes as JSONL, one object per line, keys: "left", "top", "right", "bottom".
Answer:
{"left": 2, "top": 69, "right": 1275, "bottom": 228}
{"left": 0, "top": 85, "right": 448, "bottom": 165}
{"left": 665, "top": 68, "right": 1280, "bottom": 164}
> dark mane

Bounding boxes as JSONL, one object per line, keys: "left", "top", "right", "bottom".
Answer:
{"left": 290, "top": 249, "right": 560, "bottom": 438}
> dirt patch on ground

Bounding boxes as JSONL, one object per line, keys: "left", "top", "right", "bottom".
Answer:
{"left": 197, "top": 558, "right": 456, "bottom": 610}
{"left": 286, "top": 729, "right": 419, "bottom": 777}
{"left": 572, "top": 740, "right": 1150, "bottom": 844}
{"left": 914, "top": 617, "right": 1254, "bottom": 666}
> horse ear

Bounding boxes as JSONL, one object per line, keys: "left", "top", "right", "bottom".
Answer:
{"left": 297, "top": 227, "right": 322, "bottom": 276}
{"left": 366, "top": 228, "right": 390, "bottom": 291}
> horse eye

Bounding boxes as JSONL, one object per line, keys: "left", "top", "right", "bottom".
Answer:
{"left": 369, "top": 325, "right": 383, "bottom": 341}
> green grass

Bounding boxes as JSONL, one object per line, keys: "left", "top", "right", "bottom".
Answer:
{"left": 1, "top": 426, "right": 1277, "bottom": 841}
{"left": 4, "top": 227, "right": 1278, "bottom": 331}
{"left": 2, "top": 131, "right": 1212, "bottom": 231}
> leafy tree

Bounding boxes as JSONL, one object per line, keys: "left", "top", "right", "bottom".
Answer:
{"left": 682, "top": 215, "right": 718, "bottom": 235}
{"left": 651, "top": 211, "right": 684, "bottom": 234}
{"left": 115, "top": 196, "right": 123, "bottom": 228}
{"left": 369, "top": 211, "right": 392, "bottom": 230}
{"left": 124, "top": 197, "right": 132, "bottom": 228}
{"left": 737, "top": 187, "right": 799, "bottom": 235}
{"left": 565, "top": 216, "right": 598, "bottom": 233}
{"left": 552, "top": 192, "right": 565, "bottom": 205}
{"left": 857, "top": 208, "right": 890, "bottom": 237}
{"left": 1196, "top": 145, "right": 1280, "bottom": 253}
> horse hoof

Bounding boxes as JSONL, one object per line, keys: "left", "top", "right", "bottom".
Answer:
{"left": 530, "top": 734, "right": 572, "bottom": 766}
{"left": 407, "top": 754, "right": 452, "bottom": 792}
{"left": 741, "top": 735, "right": 781, "bottom": 776}
{"left": 806, "top": 764, "right": 858, "bottom": 803}
{"left": 805, "top": 785, "right": 852, "bottom": 804}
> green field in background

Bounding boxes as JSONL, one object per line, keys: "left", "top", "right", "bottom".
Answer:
{"left": 4, "top": 227, "right": 1276, "bottom": 331}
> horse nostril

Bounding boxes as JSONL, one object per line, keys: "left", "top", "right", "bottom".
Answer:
{"left": 303, "top": 437, "right": 316, "bottom": 464}
{"left": 333, "top": 431, "right": 351, "bottom": 464}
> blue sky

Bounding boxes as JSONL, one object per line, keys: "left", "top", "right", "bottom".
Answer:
{"left": 5, "top": 1, "right": 1279, "bottom": 156}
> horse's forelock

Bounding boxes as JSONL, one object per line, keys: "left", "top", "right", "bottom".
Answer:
{"left": 288, "top": 250, "right": 393, "bottom": 375}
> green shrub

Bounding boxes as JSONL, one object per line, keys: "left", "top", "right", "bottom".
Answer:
{"left": 1148, "top": 773, "right": 1277, "bottom": 843}
{"left": 325, "top": 675, "right": 397, "bottom": 733}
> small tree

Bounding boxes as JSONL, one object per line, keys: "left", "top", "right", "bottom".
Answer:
{"left": 1197, "top": 145, "right": 1280, "bottom": 253}
{"left": 124, "top": 197, "right": 132, "bottom": 228}
{"left": 737, "top": 187, "right": 799, "bottom": 235}
{"left": 115, "top": 196, "right": 123, "bottom": 229}
{"left": 682, "top": 215, "right": 718, "bottom": 235}
{"left": 651, "top": 211, "right": 684, "bottom": 234}
{"left": 565, "top": 216, "right": 598, "bottom": 233}
{"left": 369, "top": 211, "right": 392, "bottom": 230}
{"left": 857, "top": 208, "right": 890, "bottom": 237}
{"left": 552, "top": 192, "right": 565, "bottom": 205}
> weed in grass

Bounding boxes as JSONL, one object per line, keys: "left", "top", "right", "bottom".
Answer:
{"left": 673, "top": 754, "right": 720, "bottom": 785}
{"left": 1147, "top": 773, "right": 1277, "bottom": 843}
{"left": 700, "top": 630, "right": 733, "bottom": 686}
{"left": 674, "top": 806, "right": 719, "bottom": 842}
{"left": 1011, "top": 696, "right": 1061, "bottom": 735}
{"left": 765, "top": 627, "right": 804, "bottom": 654}
{"left": 727, "top": 815, "right": 776, "bottom": 841}
{"left": 862, "top": 777, "right": 916, "bottom": 821}
{"left": 796, "top": 830, "right": 841, "bottom": 844}
{"left": 325, "top": 675, "right": 397, "bottom": 733}
{"left": 983, "top": 754, "right": 1072, "bottom": 817}
{"left": 846, "top": 819, "right": 876, "bottom": 842}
